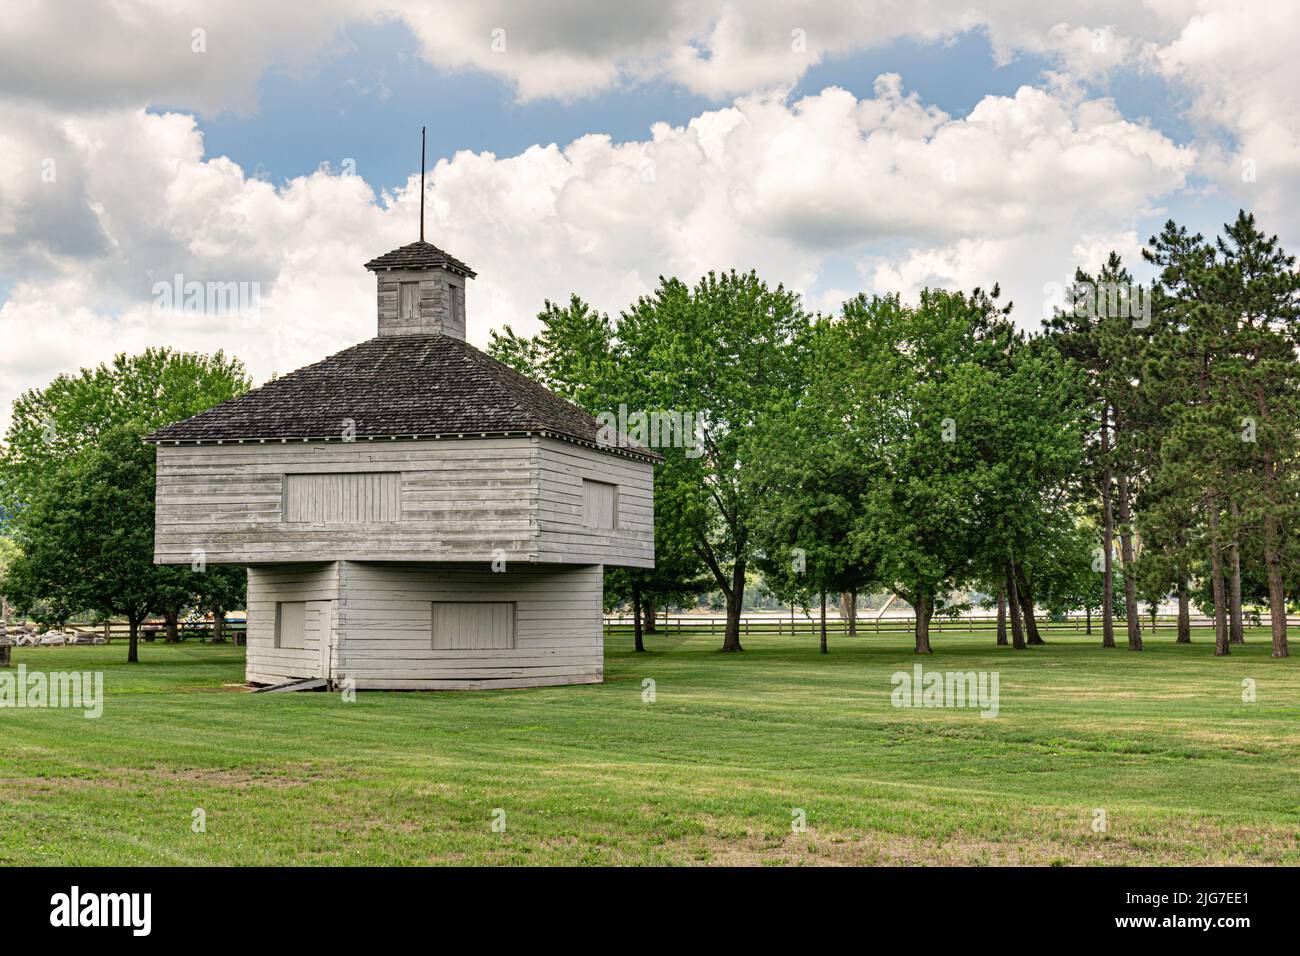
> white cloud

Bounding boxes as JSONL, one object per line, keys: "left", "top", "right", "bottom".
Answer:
{"left": 8, "top": 0, "right": 1300, "bottom": 437}
{"left": 1155, "top": 0, "right": 1300, "bottom": 231}
{"left": 389, "top": 1, "right": 1183, "bottom": 104}
{"left": 0, "top": 2, "right": 1197, "bottom": 111}
{"left": 0, "top": 76, "right": 1194, "bottom": 430}
{"left": 871, "top": 227, "right": 1151, "bottom": 323}
{"left": 0, "top": 0, "right": 359, "bottom": 115}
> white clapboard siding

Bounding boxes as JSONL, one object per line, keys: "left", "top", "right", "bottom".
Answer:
{"left": 283, "top": 472, "right": 400, "bottom": 523}
{"left": 154, "top": 438, "right": 540, "bottom": 565}
{"left": 154, "top": 435, "right": 654, "bottom": 569}
{"left": 536, "top": 438, "right": 654, "bottom": 567}
{"left": 246, "top": 563, "right": 338, "bottom": 685}
{"left": 333, "top": 561, "right": 603, "bottom": 689}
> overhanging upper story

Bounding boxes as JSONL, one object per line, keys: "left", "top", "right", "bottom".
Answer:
{"left": 144, "top": 249, "right": 659, "bottom": 568}
{"left": 148, "top": 432, "right": 654, "bottom": 567}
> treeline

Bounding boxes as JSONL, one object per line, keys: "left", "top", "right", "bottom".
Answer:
{"left": 492, "top": 210, "right": 1297, "bottom": 659}
{"left": 0, "top": 350, "right": 252, "bottom": 661}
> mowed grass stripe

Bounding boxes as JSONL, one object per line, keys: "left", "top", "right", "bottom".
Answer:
{"left": 0, "top": 629, "right": 1296, "bottom": 865}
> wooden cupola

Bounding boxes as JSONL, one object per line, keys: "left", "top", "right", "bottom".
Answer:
{"left": 363, "top": 128, "right": 476, "bottom": 340}
{"left": 364, "top": 241, "right": 476, "bottom": 340}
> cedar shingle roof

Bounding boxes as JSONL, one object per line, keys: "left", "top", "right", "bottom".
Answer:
{"left": 142, "top": 335, "right": 661, "bottom": 461}
{"left": 363, "top": 241, "right": 476, "bottom": 278}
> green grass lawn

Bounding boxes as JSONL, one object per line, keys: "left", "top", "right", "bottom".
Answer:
{"left": 1, "top": 628, "right": 1297, "bottom": 865}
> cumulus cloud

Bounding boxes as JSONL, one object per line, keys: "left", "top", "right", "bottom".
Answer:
{"left": 1155, "top": 1, "right": 1300, "bottom": 228}
{"left": 0, "top": 1, "right": 1197, "bottom": 111}
{"left": 870, "top": 227, "right": 1150, "bottom": 323}
{"left": 4, "top": 0, "right": 1300, "bottom": 436}
{"left": 388, "top": 1, "right": 1193, "bottom": 104}
{"left": 0, "top": 75, "right": 1195, "bottom": 430}
{"left": 0, "top": 0, "right": 359, "bottom": 115}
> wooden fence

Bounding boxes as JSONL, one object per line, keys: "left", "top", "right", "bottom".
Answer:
{"left": 6, "top": 619, "right": 247, "bottom": 643}
{"left": 603, "top": 613, "right": 1290, "bottom": 637}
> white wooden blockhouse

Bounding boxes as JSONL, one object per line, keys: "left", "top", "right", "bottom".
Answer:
{"left": 146, "top": 239, "right": 658, "bottom": 689}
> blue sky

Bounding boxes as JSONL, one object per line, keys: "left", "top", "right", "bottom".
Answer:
{"left": 181, "top": 20, "right": 1194, "bottom": 191}
{"left": 2, "top": 1, "right": 1291, "bottom": 428}
{"left": 130, "top": 15, "right": 1237, "bottom": 309}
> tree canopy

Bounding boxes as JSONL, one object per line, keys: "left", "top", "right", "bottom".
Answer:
{"left": 0, "top": 348, "right": 250, "bottom": 661}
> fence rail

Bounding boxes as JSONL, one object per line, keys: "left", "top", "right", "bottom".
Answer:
{"left": 602, "top": 613, "right": 1291, "bottom": 636}
{"left": 5, "top": 619, "right": 247, "bottom": 643}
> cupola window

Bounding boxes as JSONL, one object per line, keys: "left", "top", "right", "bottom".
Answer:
{"left": 399, "top": 281, "right": 419, "bottom": 321}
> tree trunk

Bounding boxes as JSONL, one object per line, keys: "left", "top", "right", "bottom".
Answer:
{"left": 164, "top": 610, "right": 179, "bottom": 644}
{"left": 819, "top": 590, "right": 828, "bottom": 654}
{"left": 1207, "top": 504, "right": 1230, "bottom": 656}
{"left": 128, "top": 616, "right": 140, "bottom": 664}
{"left": 1228, "top": 504, "right": 1244, "bottom": 645}
{"left": 1101, "top": 410, "right": 1116, "bottom": 648}
{"left": 1262, "top": 511, "right": 1289, "bottom": 658}
{"left": 1116, "top": 471, "right": 1143, "bottom": 650}
{"left": 642, "top": 599, "right": 657, "bottom": 634}
{"left": 1005, "top": 566, "right": 1026, "bottom": 650}
{"left": 913, "top": 591, "right": 933, "bottom": 654}
{"left": 1014, "top": 565, "right": 1044, "bottom": 645}
{"left": 996, "top": 588, "right": 1008, "bottom": 646}
{"left": 721, "top": 558, "right": 745, "bottom": 652}
{"left": 1021, "top": 596, "right": 1043, "bottom": 644}
{"left": 631, "top": 581, "right": 646, "bottom": 653}
{"left": 1176, "top": 579, "right": 1190, "bottom": 643}
{"left": 1085, "top": 605, "right": 1092, "bottom": 635}
{"left": 840, "top": 592, "right": 857, "bottom": 636}
{"left": 211, "top": 604, "right": 227, "bottom": 643}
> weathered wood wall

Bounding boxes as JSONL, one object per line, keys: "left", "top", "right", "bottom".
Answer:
{"left": 246, "top": 563, "right": 338, "bottom": 685}
{"left": 375, "top": 268, "right": 466, "bottom": 338}
{"left": 155, "top": 438, "right": 538, "bottom": 565}
{"left": 154, "top": 436, "right": 654, "bottom": 568}
{"left": 536, "top": 438, "right": 654, "bottom": 567}
{"left": 335, "top": 561, "right": 603, "bottom": 690}
{"left": 244, "top": 560, "right": 604, "bottom": 689}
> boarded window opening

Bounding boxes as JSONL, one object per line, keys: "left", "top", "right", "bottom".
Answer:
{"left": 431, "top": 602, "right": 516, "bottom": 650}
{"left": 449, "top": 283, "right": 461, "bottom": 327}
{"left": 276, "top": 601, "right": 307, "bottom": 650}
{"left": 582, "top": 479, "right": 618, "bottom": 531}
{"left": 283, "top": 472, "right": 401, "bottom": 523}
{"left": 399, "top": 281, "right": 419, "bottom": 321}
